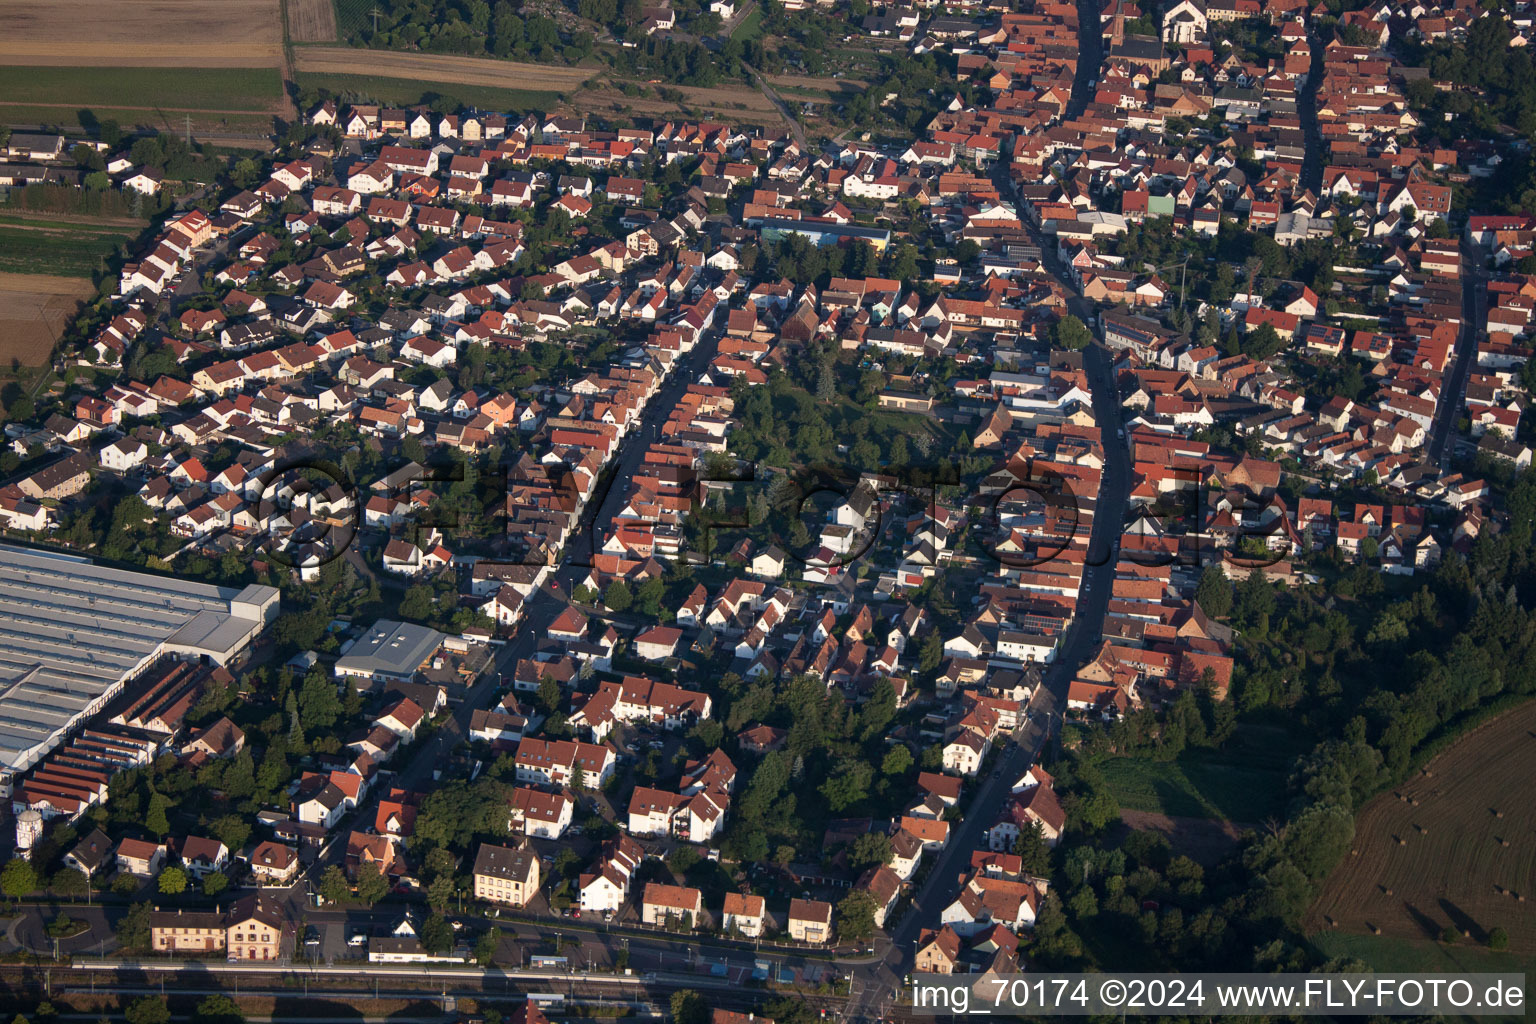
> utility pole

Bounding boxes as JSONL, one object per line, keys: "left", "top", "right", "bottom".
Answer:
{"left": 185, "top": 114, "right": 192, "bottom": 148}
{"left": 370, "top": 5, "right": 382, "bottom": 33}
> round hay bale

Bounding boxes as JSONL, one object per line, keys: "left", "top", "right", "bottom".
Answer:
{"left": 1371, "top": 925, "right": 1382, "bottom": 935}
{"left": 1496, "top": 810, "right": 1504, "bottom": 819}
{"left": 1411, "top": 799, "right": 1419, "bottom": 807}
{"left": 1398, "top": 837, "right": 1407, "bottom": 845}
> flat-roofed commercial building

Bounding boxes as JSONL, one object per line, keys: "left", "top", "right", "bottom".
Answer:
{"left": 332, "top": 619, "right": 447, "bottom": 684}
{"left": 0, "top": 543, "right": 278, "bottom": 795}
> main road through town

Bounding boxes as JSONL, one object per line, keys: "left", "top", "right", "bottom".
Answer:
{"left": 840, "top": 4, "right": 1130, "bottom": 1019}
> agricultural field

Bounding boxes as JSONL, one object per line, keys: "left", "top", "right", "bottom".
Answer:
{"left": 1308, "top": 700, "right": 1536, "bottom": 952}
{"left": 0, "top": 222, "right": 131, "bottom": 278}
{"left": 287, "top": 0, "right": 338, "bottom": 43}
{"left": 0, "top": 67, "right": 283, "bottom": 113}
{"left": 0, "top": 274, "right": 94, "bottom": 372}
{"left": 293, "top": 48, "right": 594, "bottom": 92}
{"left": 0, "top": 0, "right": 282, "bottom": 66}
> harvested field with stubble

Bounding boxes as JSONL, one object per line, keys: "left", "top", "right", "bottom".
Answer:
{"left": 0, "top": 0, "right": 282, "bottom": 66}
{"left": 294, "top": 48, "right": 594, "bottom": 92}
{"left": 1308, "top": 699, "right": 1536, "bottom": 952}
{"left": 287, "top": 0, "right": 337, "bottom": 42}
{"left": 0, "top": 274, "right": 94, "bottom": 369}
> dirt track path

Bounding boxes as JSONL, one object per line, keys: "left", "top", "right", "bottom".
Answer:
{"left": 0, "top": 212, "right": 147, "bottom": 230}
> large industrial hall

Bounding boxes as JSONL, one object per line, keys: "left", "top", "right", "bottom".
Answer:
{"left": 0, "top": 543, "right": 278, "bottom": 794}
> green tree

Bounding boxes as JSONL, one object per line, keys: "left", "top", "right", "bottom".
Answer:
{"left": 475, "top": 926, "right": 503, "bottom": 966}
{"left": 1, "top": 859, "right": 37, "bottom": 902}
{"left": 427, "top": 872, "right": 456, "bottom": 908}
{"left": 202, "top": 872, "right": 228, "bottom": 898}
{"left": 354, "top": 862, "right": 389, "bottom": 906}
{"left": 1011, "top": 820, "right": 1051, "bottom": 876}
{"left": 420, "top": 913, "right": 454, "bottom": 954}
{"left": 318, "top": 865, "right": 350, "bottom": 905}
{"left": 1194, "top": 564, "right": 1232, "bottom": 618}
{"left": 399, "top": 584, "right": 434, "bottom": 621}
{"left": 157, "top": 866, "right": 187, "bottom": 895}
{"left": 125, "top": 996, "right": 171, "bottom": 1024}
{"left": 193, "top": 994, "right": 244, "bottom": 1024}
{"left": 880, "top": 745, "right": 913, "bottom": 776}
{"left": 918, "top": 632, "right": 944, "bottom": 674}
{"left": 846, "top": 832, "right": 893, "bottom": 872}
{"left": 212, "top": 815, "right": 251, "bottom": 855}
{"left": 423, "top": 847, "right": 457, "bottom": 880}
{"left": 145, "top": 792, "right": 171, "bottom": 837}
{"left": 298, "top": 673, "right": 343, "bottom": 731}
{"left": 820, "top": 759, "right": 872, "bottom": 811}
{"left": 604, "top": 579, "right": 632, "bottom": 611}
{"left": 836, "top": 890, "right": 878, "bottom": 943}
{"left": 50, "top": 868, "right": 88, "bottom": 900}
{"left": 669, "top": 990, "right": 708, "bottom": 1024}
{"left": 116, "top": 901, "right": 153, "bottom": 952}
{"left": 667, "top": 846, "right": 701, "bottom": 876}
{"left": 1053, "top": 314, "right": 1093, "bottom": 350}
{"left": 1488, "top": 926, "right": 1509, "bottom": 951}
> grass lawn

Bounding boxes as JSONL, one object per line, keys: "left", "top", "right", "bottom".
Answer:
{"left": 1309, "top": 930, "right": 1535, "bottom": 973}
{"left": 732, "top": 6, "right": 764, "bottom": 41}
{"left": 295, "top": 73, "right": 561, "bottom": 112}
{"left": 0, "top": 224, "right": 129, "bottom": 277}
{"left": 1099, "top": 725, "right": 1304, "bottom": 822}
{"left": 0, "top": 67, "right": 283, "bottom": 111}
{"left": 1308, "top": 932, "right": 1531, "bottom": 1022}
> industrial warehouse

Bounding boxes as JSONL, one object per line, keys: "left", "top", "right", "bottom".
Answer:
{"left": 0, "top": 543, "right": 278, "bottom": 797}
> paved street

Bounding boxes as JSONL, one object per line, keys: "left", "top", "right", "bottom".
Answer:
{"left": 841, "top": 10, "right": 1129, "bottom": 1019}
{"left": 1427, "top": 240, "right": 1486, "bottom": 465}
{"left": 284, "top": 313, "right": 729, "bottom": 903}
{"left": 839, "top": 3, "right": 1132, "bottom": 1018}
